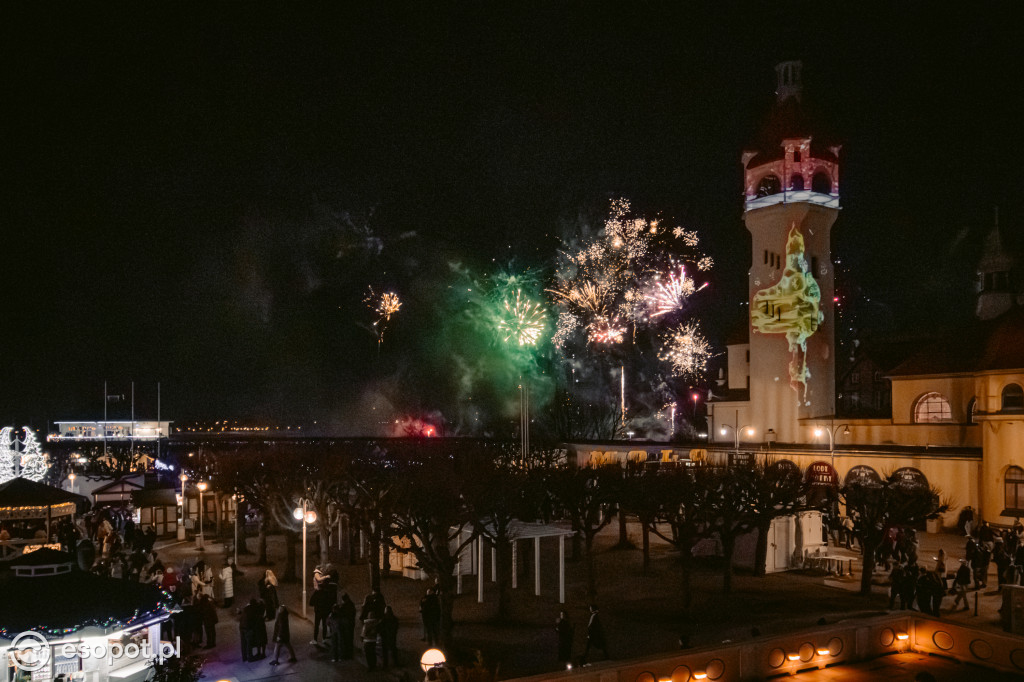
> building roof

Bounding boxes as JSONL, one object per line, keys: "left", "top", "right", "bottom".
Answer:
{"left": 0, "top": 558, "right": 173, "bottom": 638}
{"left": 889, "top": 308, "right": 1024, "bottom": 377}
{"left": 0, "top": 477, "right": 90, "bottom": 509}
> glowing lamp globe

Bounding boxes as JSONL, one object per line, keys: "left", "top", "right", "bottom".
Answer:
{"left": 197, "top": 481, "right": 208, "bottom": 492}
{"left": 420, "top": 648, "right": 446, "bottom": 672}
{"left": 719, "top": 428, "right": 726, "bottom": 436}
{"left": 293, "top": 507, "right": 304, "bottom": 521}
{"left": 814, "top": 427, "right": 823, "bottom": 437}
{"left": 305, "top": 511, "right": 317, "bottom": 524}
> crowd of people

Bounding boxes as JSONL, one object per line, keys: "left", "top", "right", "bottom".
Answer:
{"left": 883, "top": 519, "right": 1024, "bottom": 617}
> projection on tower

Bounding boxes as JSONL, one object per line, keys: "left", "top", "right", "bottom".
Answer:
{"left": 750, "top": 223, "right": 823, "bottom": 401}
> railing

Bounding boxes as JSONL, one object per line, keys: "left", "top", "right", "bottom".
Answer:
{"left": 508, "top": 613, "right": 1024, "bottom": 681}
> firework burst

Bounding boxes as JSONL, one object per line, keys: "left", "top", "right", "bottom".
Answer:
{"left": 647, "top": 264, "right": 708, "bottom": 318}
{"left": 364, "top": 287, "right": 402, "bottom": 344}
{"left": 659, "top": 321, "right": 711, "bottom": 378}
{"left": 588, "top": 315, "right": 626, "bottom": 344}
{"left": 497, "top": 290, "right": 546, "bottom": 346}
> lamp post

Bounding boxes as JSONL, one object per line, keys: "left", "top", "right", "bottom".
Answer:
{"left": 293, "top": 499, "right": 318, "bottom": 618}
{"left": 178, "top": 473, "right": 188, "bottom": 541}
{"left": 814, "top": 423, "right": 851, "bottom": 471}
{"left": 233, "top": 494, "right": 240, "bottom": 568}
{"left": 196, "top": 481, "right": 208, "bottom": 550}
{"left": 67, "top": 472, "right": 76, "bottom": 494}
{"left": 719, "top": 423, "right": 755, "bottom": 454}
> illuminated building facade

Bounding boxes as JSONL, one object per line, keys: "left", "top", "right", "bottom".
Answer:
{"left": 706, "top": 62, "right": 1024, "bottom": 527}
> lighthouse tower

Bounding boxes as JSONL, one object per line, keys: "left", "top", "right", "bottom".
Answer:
{"left": 743, "top": 61, "right": 841, "bottom": 443}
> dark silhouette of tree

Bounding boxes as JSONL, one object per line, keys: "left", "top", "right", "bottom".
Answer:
{"left": 647, "top": 464, "right": 707, "bottom": 611}
{"left": 743, "top": 459, "right": 805, "bottom": 578}
{"left": 391, "top": 442, "right": 479, "bottom": 649}
{"left": 545, "top": 463, "right": 621, "bottom": 598}
{"left": 342, "top": 443, "right": 400, "bottom": 591}
{"left": 841, "top": 472, "right": 951, "bottom": 594}
{"left": 620, "top": 462, "right": 663, "bottom": 571}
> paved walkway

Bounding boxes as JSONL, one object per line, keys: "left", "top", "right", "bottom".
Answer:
{"left": 149, "top": 525, "right": 1018, "bottom": 681}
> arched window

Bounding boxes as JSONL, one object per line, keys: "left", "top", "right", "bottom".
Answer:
{"left": 811, "top": 171, "right": 831, "bottom": 194}
{"left": 790, "top": 174, "right": 804, "bottom": 191}
{"left": 1002, "top": 384, "right": 1024, "bottom": 412}
{"left": 913, "top": 392, "right": 952, "bottom": 423}
{"left": 757, "top": 174, "right": 781, "bottom": 197}
{"left": 967, "top": 397, "right": 977, "bottom": 424}
{"left": 1006, "top": 466, "right": 1024, "bottom": 513}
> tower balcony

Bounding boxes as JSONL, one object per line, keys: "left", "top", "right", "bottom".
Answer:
{"left": 744, "top": 188, "right": 840, "bottom": 213}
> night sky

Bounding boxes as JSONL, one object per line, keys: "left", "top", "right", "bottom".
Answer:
{"left": 3, "top": 5, "right": 1021, "bottom": 431}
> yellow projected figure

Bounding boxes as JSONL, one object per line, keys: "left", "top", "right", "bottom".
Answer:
{"left": 751, "top": 223, "right": 823, "bottom": 401}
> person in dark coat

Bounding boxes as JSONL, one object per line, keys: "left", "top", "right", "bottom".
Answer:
{"left": 379, "top": 605, "right": 400, "bottom": 668}
{"left": 581, "top": 605, "right": 609, "bottom": 663}
{"left": 270, "top": 606, "right": 297, "bottom": 665}
{"left": 421, "top": 588, "right": 441, "bottom": 646}
{"left": 339, "top": 593, "right": 357, "bottom": 659}
{"left": 360, "top": 589, "right": 386, "bottom": 621}
{"left": 311, "top": 573, "right": 339, "bottom": 644}
{"left": 260, "top": 570, "right": 279, "bottom": 621}
{"left": 951, "top": 560, "right": 972, "bottom": 611}
{"left": 198, "top": 594, "right": 218, "bottom": 647}
{"left": 555, "top": 610, "right": 574, "bottom": 664}
{"left": 241, "top": 599, "right": 267, "bottom": 660}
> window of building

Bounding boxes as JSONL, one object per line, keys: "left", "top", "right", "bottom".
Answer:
{"left": 811, "top": 256, "right": 818, "bottom": 275}
{"left": 1002, "top": 383, "right": 1024, "bottom": 411}
{"left": 851, "top": 372, "right": 860, "bottom": 385}
{"left": 746, "top": 350, "right": 750, "bottom": 362}
{"left": 811, "top": 171, "right": 831, "bottom": 194}
{"left": 1006, "top": 466, "right": 1024, "bottom": 514}
{"left": 757, "top": 174, "right": 781, "bottom": 197}
{"left": 913, "top": 392, "right": 952, "bottom": 423}
{"left": 967, "top": 397, "right": 977, "bottom": 424}
{"left": 793, "top": 150, "right": 801, "bottom": 162}
{"left": 791, "top": 174, "right": 804, "bottom": 191}
{"left": 764, "top": 250, "right": 768, "bottom": 265}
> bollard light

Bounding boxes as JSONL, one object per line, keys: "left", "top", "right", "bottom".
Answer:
{"left": 420, "top": 648, "right": 446, "bottom": 672}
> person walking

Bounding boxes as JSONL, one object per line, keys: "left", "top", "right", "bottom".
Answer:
{"left": 581, "top": 605, "right": 609, "bottom": 663}
{"left": 269, "top": 605, "right": 298, "bottom": 665}
{"left": 379, "top": 605, "right": 400, "bottom": 669}
{"left": 952, "top": 560, "right": 972, "bottom": 611}
{"left": 361, "top": 612, "right": 381, "bottom": 671}
{"left": 219, "top": 562, "right": 234, "bottom": 608}
{"left": 555, "top": 610, "right": 574, "bottom": 665}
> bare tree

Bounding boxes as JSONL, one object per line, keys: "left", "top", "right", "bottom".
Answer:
{"left": 841, "top": 472, "right": 951, "bottom": 594}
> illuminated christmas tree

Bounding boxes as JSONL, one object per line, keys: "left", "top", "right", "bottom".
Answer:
{"left": 17, "top": 427, "right": 49, "bottom": 482}
{"left": 0, "top": 427, "right": 15, "bottom": 484}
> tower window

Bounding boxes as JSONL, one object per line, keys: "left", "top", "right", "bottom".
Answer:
{"left": 757, "top": 174, "right": 781, "bottom": 197}
{"left": 811, "top": 172, "right": 831, "bottom": 194}
{"left": 1002, "top": 383, "right": 1024, "bottom": 411}
{"left": 1005, "top": 466, "right": 1024, "bottom": 513}
{"left": 793, "top": 150, "right": 801, "bottom": 162}
{"left": 913, "top": 392, "right": 952, "bottom": 423}
{"left": 811, "top": 256, "right": 818, "bottom": 275}
{"left": 967, "top": 397, "right": 977, "bottom": 424}
{"left": 791, "top": 174, "right": 804, "bottom": 191}
{"left": 764, "top": 250, "right": 768, "bottom": 265}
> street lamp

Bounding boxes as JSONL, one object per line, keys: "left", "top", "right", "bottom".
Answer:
{"left": 233, "top": 494, "right": 240, "bottom": 568}
{"left": 814, "top": 423, "right": 851, "bottom": 470}
{"left": 196, "top": 481, "right": 208, "bottom": 551}
{"left": 719, "top": 423, "right": 755, "bottom": 453}
{"left": 293, "top": 499, "right": 318, "bottom": 618}
{"left": 67, "top": 472, "right": 76, "bottom": 494}
{"left": 178, "top": 474, "right": 188, "bottom": 541}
